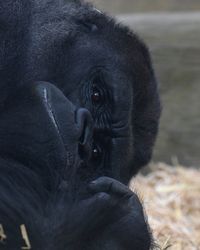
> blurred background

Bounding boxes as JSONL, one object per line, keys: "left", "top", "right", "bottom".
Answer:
{"left": 89, "top": 0, "right": 200, "bottom": 168}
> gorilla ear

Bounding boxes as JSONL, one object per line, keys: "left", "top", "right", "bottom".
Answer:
{"left": 76, "top": 19, "right": 98, "bottom": 33}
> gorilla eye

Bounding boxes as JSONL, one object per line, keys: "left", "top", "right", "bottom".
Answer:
{"left": 91, "top": 85, "right": 101, "bottom": 103}
{"left": 92, "top": 145, "right": 102, "bottom": 162}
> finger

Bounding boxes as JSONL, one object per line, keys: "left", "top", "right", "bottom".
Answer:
{"left": 88, "top": 176, "right": 133, "bottom": 197}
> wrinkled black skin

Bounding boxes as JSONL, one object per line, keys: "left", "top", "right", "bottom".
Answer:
{"left": 1, "top": 0, "right": 161, "bottom": 184}
{"left": 0, "top": 82, "right": 152, "bottom": 250}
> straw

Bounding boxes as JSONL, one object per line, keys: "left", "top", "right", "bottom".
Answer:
{"left": 130, "top": 163, "right": 200, "bottom": 250}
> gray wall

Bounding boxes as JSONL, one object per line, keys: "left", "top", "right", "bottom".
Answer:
{"left": 90, "top": 0, "right": 200, "bottom": 14}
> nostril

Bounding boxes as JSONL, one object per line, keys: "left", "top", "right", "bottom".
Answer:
{"left": 75, "top": 108, "right": 93, "bottom": 160}
{"left": 79, "top": 119, "right": 87, "bottom": 145}
{"left": 78, "top": 142, "right": 91, "bottom": 161}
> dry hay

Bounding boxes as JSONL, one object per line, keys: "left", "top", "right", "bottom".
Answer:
{"left": 130, "top": 163, "right": 200, "bottom": 250}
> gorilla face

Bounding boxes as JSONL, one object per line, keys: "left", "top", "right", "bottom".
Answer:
{"left": 0, "top": 82, "right": 93, "bottom": 188}
{"left": 25, "top": 4, "right": 160, "bottom": 184}
{"left": 62, "top": 38, "right": 135, "bottom": 183}
{"left": 27, "top": 5, "right": 160, "bottom": 183}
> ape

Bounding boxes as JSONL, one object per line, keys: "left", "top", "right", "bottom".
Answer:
{"left": 0, "top": 0, "right": 159, "bottom": 248}
{"left": 1, "top": 0, "right": 161, "bottom": 184}
{"left": 0, "top": 82, "right": 152, "bottom": 250}
{"left": 26, "top": 0, "right": 161, "bottom": 184}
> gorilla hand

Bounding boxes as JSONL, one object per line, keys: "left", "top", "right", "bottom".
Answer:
{"left": 87, "top": 177, "right": 152, "bottom": 250}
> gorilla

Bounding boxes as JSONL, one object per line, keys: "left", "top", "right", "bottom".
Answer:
{"left": 1, "top": 0, "right": 161, "bottom": 184}
{"left": 0, "top": 0, "right": 160, "bottom": 248}
{"left": 0, "top": 82, "right": 152, "bottom": 250}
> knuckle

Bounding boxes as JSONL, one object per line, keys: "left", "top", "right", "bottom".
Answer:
{"left": 96, "top": 192, "right": 110, "bottom": 202}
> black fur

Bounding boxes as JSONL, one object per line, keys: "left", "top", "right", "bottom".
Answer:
{"left": 0, "top": 0, "right": 31, "bottom": 105}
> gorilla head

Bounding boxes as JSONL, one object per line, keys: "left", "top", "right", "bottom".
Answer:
{"left": 0, "top": 81, "right": 93, "bottom": 190}
{"left": 24, "top": 1, "right": 161, "bottom": 184}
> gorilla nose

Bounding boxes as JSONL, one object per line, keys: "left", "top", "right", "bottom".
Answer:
{"left": 76, "top": 108, "right": 93, "bottom": 160}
